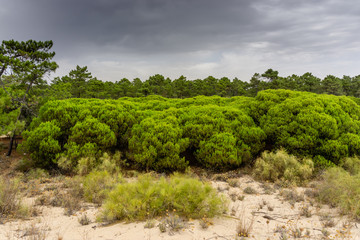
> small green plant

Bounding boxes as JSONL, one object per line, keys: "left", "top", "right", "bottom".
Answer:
{"left": 321, "top": 228, "right": 330, "bottom": 238}
{"left": 229, "top": 192, "right": 238, "bottom": 202}
{"left": 78, "top": 213, "right": 91, "bottom": 225}
{"left": 280, "top": 190, "right": 304, "bottom": 205}
{"left": 158, "top": 222, "right": 167, "bottom": 233}
{"left": 243, "top": 186, "right": 257, "bottom": 194}
{"left": 227, "top": 178, "right": 239, "bottom": 188}
{"left": 320, "top": 213, "right": 336, "bottom": 228}
{"left": 236, "top": 214, "right": 254, "bottom": 238}
{"left": 290, "top": 227, "right": 303, "bottom": 238}
{"left": 199, "top": 216, "right": 213, "bottom": 229}
{"left": 253, "top": 149, "right": 314, "bottom": 186}
{"left": 164, "top": 213, "right": 185, "bottom": 232}
{"left": 144, "top": 219, "right": 156, "bottom": 229}
{"left": 299, "top": 205, "right": 312, "bottom": 218}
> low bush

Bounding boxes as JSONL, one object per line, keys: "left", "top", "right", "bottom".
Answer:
{"left": 0, "top": 177, "right": 29, "bottom": 219}
{"left": 83, "top": 170, "right": 121, "bottom": 205}
{"left": 100, "top": 174, "right": 227, "bottom": 222}
{"left": 317, "top": 167, "right": 360, "bottom": 220}
{"left": 253, "top": 149, "right": 314, "bottom": 186}
{"left": 340, "top": 156, "right": 360, "bottom": 175}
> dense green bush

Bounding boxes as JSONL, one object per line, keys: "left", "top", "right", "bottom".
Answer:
{"left": 128, "top": 115, "right": 189, "bottom": 172}
{"left": 253, "top": 149, "right": 314, "bottom": 186}
{"left": 23, "top": 121, "right": 62, "bottom": 167}
{"left": 196, "top": 132, "right": 249, "bottom": 170}
{"left": 180, "top": 105, "right": 265, "bottom": 169}
{"left": 22, "top": 90, "right": 360, "bottom": 171}
{"left": 259, "top": 90, "right": 360, "bottom": 164}
{"left": 100, "top": 174, "right": 227, "bottom": 222}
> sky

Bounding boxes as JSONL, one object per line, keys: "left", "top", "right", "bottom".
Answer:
{"left": 1, "top": 0, "right": 360, "bottom": 82}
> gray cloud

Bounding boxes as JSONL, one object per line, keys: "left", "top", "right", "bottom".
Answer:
{"left": 1, "top": 0, "right": 360, "bottom": 81}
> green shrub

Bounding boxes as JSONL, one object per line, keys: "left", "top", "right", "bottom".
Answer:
{"left": 96, "top": 151, "right": 127, "bottom": 174}
{"left": 22, "top": 121, "right": 62, "bottom": 168}
{"left": 196, "top": 132, "right": 250, "bottom": 170}
{"left": 313, "top": 155, "right": 335, "bottom": 170}
{"left": 253, "top": 149, "right": 314, "bottom": 186}
{"left": 83, "top": 170, "right": 121, "bottom": 205}
{"left": 100, "top": 174, "right": 227, "bottom": 222}
{"left": 340, "top": 156, "right": 360, "bottom": 175}
{"left": 128, "top": 116, "right": 189, "bottom": 172}
{"left": 259, "top": 91, "right": 360, "bottom": 164}
{"left": 317, "top": 167, "right": 360, "bottom": 220}
{"left": 0, "top": 177, "right": 28, "bottom": 219}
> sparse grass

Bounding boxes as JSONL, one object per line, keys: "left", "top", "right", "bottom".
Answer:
{"left": 0, "top": 176, "right": 29, "bottom": 220}
{"left": 100, "top": 174, "right": 227, "bottom": 222}
{"left": 261, "top": 183, "right": 275, "bottom": 194}
{"left": 299, "top": 205, "right": 312, "bottom": 218}
{"left": 253, "top": 149, "right": 314, "bottom": 186}
{"left": 158, "top": 222, "right": 167, "bottom": 233}
{"left": 236, "top": 213, "right": 254, "bottom": 238}
{"left": 317, "top": 167, "right": 360, "bottom": 220}
{"left": 227, "top": 178, "right": 239, "bottom": 188}
{"left": 199, "top": 216, "right": 213, "bottom": 229}
{"left": 237, "top": 195, "right": 245, "bottom": 201}
{"left": 280, "top": 189, "right": 304, "bottom": 206}
{"left": 82, "top": 170, "right": 121, "bottom": 205}
{"left": 164, "top": 213, "right": 185, "bottom": 232}
{"left": 320, "top": 213, "right": 336, "bottom": 228}
{"left": 229, "top": 192, "right": 238, "bottom": 202}
{"left": 144, "top": 219, "right": 156, "bottom": 228}
{"left": 78, "top": 213, "right": 91, "bottom": 226}
{"left": 243, "top": 186, "right": 257, "bottom": 194}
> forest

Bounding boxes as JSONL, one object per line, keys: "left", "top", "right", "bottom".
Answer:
{"left": 1, "top": 40, "right": 360, "bottom": 174}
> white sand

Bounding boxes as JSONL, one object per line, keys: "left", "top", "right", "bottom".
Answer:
{"left": 1, "top": 175, "right": 359, "bottom": 240}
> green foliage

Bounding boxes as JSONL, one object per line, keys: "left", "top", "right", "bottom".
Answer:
{"left": 253, "top": 149, "right": 314, "bottom": 186}
{"left": 83, "top": 170, "right": 121, "bottom": 205}
{"left": 69, "top": 117, "right": 116, "bottom": 149}
{"left": 129, "top": 115, "right": 189, "bottom": 172}
{"left": 196, "top": 132, "right": 249, "bottom": 170}
{"left": 23, "top": 89, "right": 360, "bottom": 172}
{"left": 180, "top": 105, "right": 265, "bottom": 169}
{"left": 317, "top": 167, "right": 360, "bottom": 220}
{"left": 259, "top": 90, "right": 360, "bottom": 164}
{"left": 0, "top": 177, "right": 28, "bottom": 218}
{"left": 340, "top": 156, "right": 360, "bottom": 175}
{"left": 22, "top": 121, "right": 61, "bottom": 167}
{"left": 101, "top": 174, "right": 227, "bottom": 222}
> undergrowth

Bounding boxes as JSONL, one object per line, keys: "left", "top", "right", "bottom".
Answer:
{"left": 0, "top": 176, "right": 29, "bottom": 220}
{"left": 253, "top": 149, "right": 314, "bottom": 186}
{"left": 317, "top": 167, "right": 360, "bottom": 220}
{"left": 100, "top": 174, "right": 227, "bottom": 222}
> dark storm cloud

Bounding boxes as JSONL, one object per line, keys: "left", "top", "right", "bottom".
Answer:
{"left": 1, "top": 0, "right": 260, "bottom": 54}
{"left": 1, "top": 0, "right": 360, "bottom": 80}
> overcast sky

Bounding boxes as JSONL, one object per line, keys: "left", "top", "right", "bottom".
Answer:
{"left": 1, "top": 0, "right": 360, "bottom": 82}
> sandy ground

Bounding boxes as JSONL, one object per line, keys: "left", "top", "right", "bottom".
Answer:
{"left": 1, "top": 174, "right": 360, "bottom": 240}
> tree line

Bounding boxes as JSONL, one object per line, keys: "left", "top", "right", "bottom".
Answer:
{"left": 47, "top": 67, "right": 360, "bottom": 100}
{"left": 2, "top": 39, "right": 360, "bottom": 158}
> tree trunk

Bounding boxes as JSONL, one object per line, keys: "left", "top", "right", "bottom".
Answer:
{"left": 6, "top": 133, "right": 15, "bottom": 156}
{"left": 6, "top": 106, "right": 23, "bottom": 157}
